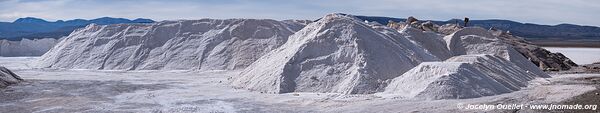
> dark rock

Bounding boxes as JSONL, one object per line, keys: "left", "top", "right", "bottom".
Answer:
{"left": 421, "top": 21, "right": 438, "bottom": 32}
{"left": 0, "top": 66, "right": 24, "bottom": 88}
{"left": 406, "top": 16, "right": 418, "bottom": 24}
{"left": 493, "top": 30, "right": 578, "bottom": 71}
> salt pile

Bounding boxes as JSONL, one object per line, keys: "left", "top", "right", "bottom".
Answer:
{"left": 0, "top": 66, "right": 23, "bottom": 88}
{"left": 407, "top": 20, "right": 577, "bottom": 71}
{"left": 491, "top": 29, "right": 578, "bottom": 70}
{"left": 233, "top": 15, "right": 548, "bottom": 98}
{"left": 376, "top": 27, "right": 548, "bottom": 99}
{"left": 381, "top": 55, "right": 544, "bottom": 99}
{"left": 444, "top": 27, "right": 547, "bottom": 76}
{"left": 0, "top": 38, "right": 58, "bottom": 56}
{"left": 35, "top": 13, "right": 551, "bottom": 99}
{"left": 37, "top": 19, "right": 304, "bottom": 70}
{"left": 231, "top": 14, "right": 439, "bottom": 94}
{"left": 399, "top": 27, "right": 452, "bottom": 60}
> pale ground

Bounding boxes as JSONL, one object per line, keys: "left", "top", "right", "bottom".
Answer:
{"left": 0, "top": 57, "right": 598, "bottom": 113}
{"left": 543, "top": 47, "right": 600, "bottom": 64}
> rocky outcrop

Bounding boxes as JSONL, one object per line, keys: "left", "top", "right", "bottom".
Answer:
{"left": 583, "top": 63, "right": 600, "bottom": 73}
{"left": 420, "top": 21, "right": 438, "bottom": 32}
{"left": 386, "top": 20, "right": 406, "bottom": 30}
{"left": 0, "top": 66, "right": 23, "bottom": 88}
{"left": 492, "top": 29, "right": 578, "bottom": 71}
{"left": 356, "top": 15, "right": 600, "bottom": 43}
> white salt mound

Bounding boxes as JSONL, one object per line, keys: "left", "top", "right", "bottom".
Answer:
{"left": 444, "top": 27, "right": 547, "bottom": 77}
{"left": 378, "top": 27, "right": 549, "bottom": 99}
{"left": 231, "top": 14, "right": 439, "bottom": 94}
{"left": 0, "top": 66, "right": 23, "bottom": 88}
{"left": 399, "top": 27, "right": 452, "bottom": 60}
{"left": 37, "top": 19, "right": 302, "bottom": 70}
{"left": 0, "top": 38, "right": 58, "bottom": 56}
{"left": 382, "top": 54, "right": 544, "bottom": 100}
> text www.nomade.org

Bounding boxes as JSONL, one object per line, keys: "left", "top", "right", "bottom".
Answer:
{"left": 457, "top": 103, "right": 598, "bottom": 111}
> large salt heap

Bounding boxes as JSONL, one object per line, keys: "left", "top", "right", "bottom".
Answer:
{"left": 444, "top": 27, "right": 547, "bottom": 77}
{"left": 231, "top": 14, "right": 439, "bottom": 94}
{"left": 379, "top": 27, "right": 549, "bottom": 100}
{"left": 491, "top": 30, "right": 578, "bottom": 71}
{"left": 37, "top": 19, "right": 303, "bottom": 70}
{"left": 381, "top": 55, "right": 542, "bottom": 99}
{"left": 0, "top": 66, "right": 23, "bottom": 88}
{"left": 434, "top": 23, "right": 577, "bottom": 71}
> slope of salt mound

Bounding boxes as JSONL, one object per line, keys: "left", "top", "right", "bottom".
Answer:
{"left": 369, "top": 24, "right": 440, "bottom": 61}
{"left": 381, "top": 55, "right": 542, "bottom": 100}
{"left": 37, "top": 19, "right": 300, "bottom": 70}
{"left": 399, "top": 27, "right": 452, "bottom": 60}
{"left": 445, "top": 54, "right": 542, "bottom": 88}
{"left": 443, "top": 27, "right": 495, "bottom": 56}
{"left": 0, "top": 66, "right": 23, "bottom": 88}
{"left": 444, "top": 27, "right": 548, "bottom": 77}
{"left": 493, "top": 29, "right": 577, "bottom": 70}
{"left": 231, "top": 14, "right": 439, "bottom": 94}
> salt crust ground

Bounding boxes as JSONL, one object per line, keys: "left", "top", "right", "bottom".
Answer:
{"left": 0, "top": 57, "right": 596, "bottom": 113}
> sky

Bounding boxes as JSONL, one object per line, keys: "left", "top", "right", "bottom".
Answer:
{"left": 1, "top": 0, "right": 599, "bottom": 26}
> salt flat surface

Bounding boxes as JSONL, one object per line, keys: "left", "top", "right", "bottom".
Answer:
{"left": 0, "top": 57, "right": 38, "bottom": 70}
{"left": 0, "top": 57, "right": 597, "bottom": 112}
{"left": 543, "top": 47, "right": 600, "bottom": 65}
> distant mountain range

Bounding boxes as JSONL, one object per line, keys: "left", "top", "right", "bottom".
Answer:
{"left": 2, "top": 16, "right": 600, "bottom": 43}
{"left": 0, "top": 17, "right": 154, "bottom": 41}
{"left": 355, "top": 16, "right": 600, "bottom": 41}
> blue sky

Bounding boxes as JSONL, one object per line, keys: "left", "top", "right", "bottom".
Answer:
{"left": 1, "top": 0, "right": 599, "bottom": 26}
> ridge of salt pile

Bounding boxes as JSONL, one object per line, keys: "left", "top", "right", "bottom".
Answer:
{"left": 231, "top": 14, "right": 439, "bottom": 94}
